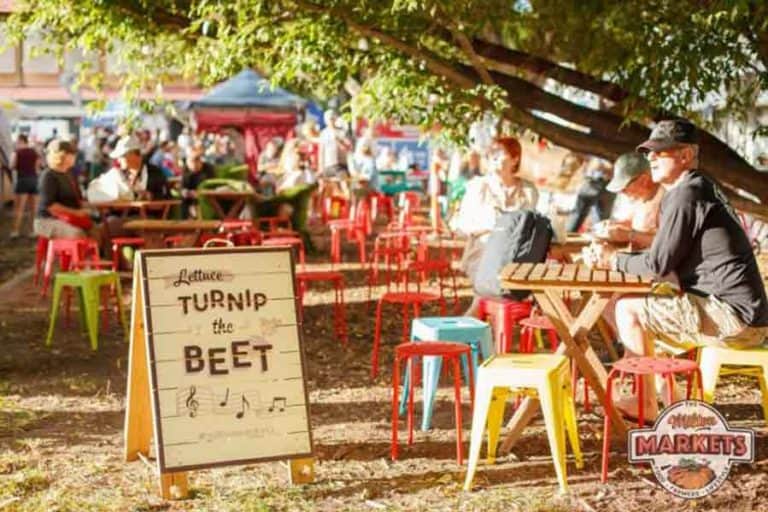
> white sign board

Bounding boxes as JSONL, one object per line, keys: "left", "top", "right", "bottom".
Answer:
{"left": 135, "top": 247, "right": 312, "bottom": 473}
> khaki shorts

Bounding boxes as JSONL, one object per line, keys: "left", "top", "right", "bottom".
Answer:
{"left": 640, "top": 283, "right": 768, "bottom": 350}
{"left": 33, "top": 217, "right": 86, "bottom": 239}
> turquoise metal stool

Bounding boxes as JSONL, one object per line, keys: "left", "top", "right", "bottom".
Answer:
{"left": 400, "top": 316, "right": 493, "bottom": 430}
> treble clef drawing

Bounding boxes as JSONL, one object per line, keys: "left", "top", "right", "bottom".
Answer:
{"left": 185, "top": 386, "right": 200, "bottom": 418}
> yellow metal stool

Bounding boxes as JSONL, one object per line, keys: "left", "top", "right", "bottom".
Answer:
{"left": 698, "top": 344, "right": 768, "bottom": 424}
{"left": 464, "top": 353, "right": 583, "bottom": 493}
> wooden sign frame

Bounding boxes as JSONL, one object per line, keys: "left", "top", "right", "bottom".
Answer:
{"left": 124, "top": 247, "right": 315, "bottom": 499}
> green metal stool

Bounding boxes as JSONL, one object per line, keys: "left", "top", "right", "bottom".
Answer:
{"left": 46, "top": 271, "right": 127, "bottom": 350}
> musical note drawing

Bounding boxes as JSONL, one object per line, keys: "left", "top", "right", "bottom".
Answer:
{"left": 268, "top": 396, "right": 287, "bottom": 412}
{"left": 185, "top": 386, "right": 199, "bottom": 418}
{"left": 175, "top": 386, "right": 213, "bottom": 418}
{"left": 219, "top": 388, "right": 230, "bottom": 407}
{"left": 236, "top": 395, "right": 250, "bottom": 419}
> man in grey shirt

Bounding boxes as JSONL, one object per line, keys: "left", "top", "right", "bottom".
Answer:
{"left": 588, "top": 119, "right": 768, "bottom": 420}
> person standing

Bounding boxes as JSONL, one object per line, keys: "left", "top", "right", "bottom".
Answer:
{"left": 9, "top": 134, "right": 41, "bottom": 239}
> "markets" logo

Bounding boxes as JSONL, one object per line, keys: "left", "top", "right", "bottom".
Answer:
{"left": 628, "top": 400, "right": 754, "bottom": 499}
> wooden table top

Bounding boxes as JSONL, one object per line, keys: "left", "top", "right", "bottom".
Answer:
{"left": 500, "top": 262, "right": 654, "bottom": 293}
{"left": 552, "top": 234, "right": 592, "bottom": 246}
{"left": 198, "top": 190, "right": 254, "bottom": 199}
{"left": 88, "top": 199, "right": 181, "bottom": 209}
{"left": 124, "top": 219, "right": 222, "bottom": 232}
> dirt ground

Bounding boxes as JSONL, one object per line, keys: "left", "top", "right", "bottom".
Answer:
{"left": 1, "top": 212, "right": 768, "bottom": 511}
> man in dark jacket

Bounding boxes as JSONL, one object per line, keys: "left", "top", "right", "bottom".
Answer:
{"left": 588, "top": 119, "right": 768, "bottom": 419}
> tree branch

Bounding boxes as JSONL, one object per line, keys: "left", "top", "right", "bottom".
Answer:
{"left": 450, "top": 25, "right": 495, "bottom": 86}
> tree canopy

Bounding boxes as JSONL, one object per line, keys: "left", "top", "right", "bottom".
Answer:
{"left": 7, "top": 0, "right": 768, "bottom": 214}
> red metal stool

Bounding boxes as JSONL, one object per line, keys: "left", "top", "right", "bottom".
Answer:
{"left": 405, "top": 260, "right": 460, "bottom": 314}
{"left": 42, "top": 238, "right": 100, "bottom": 296}
{"left": 111, "top": 237, "right": 146, "bottom": 271}
{"left": 261, "top": 236, "right": 306, "bottom": 267}
{"left": 391, "top": 341, "right": 474, "bottom": 464}
{"left": 296, "top": 270, "right": 347, "bottom": 345}
{"left": 321, "top": 195, "right": 349, "bottom": 223}
{"left": 329, "top": 199, "right": 370, "bottom": 264}
{"left": 372, "top": 192, "right": 395, "bottom": 222}
{"left": 601, "top": 356, "right": 703, "bottom": 482}
{"left": 164, "top": 235, "right": 185, "bottom": 248}
{"left": 372, "top": 291, "right": 447, "bottom": 378}
{"left": 33, "top": 237, "right": 49, "bottom": 286}
{"left": 518, "top": 315, "right": 559, "bottom": 352}
{"left": 476, "top": 297, "right": 533, "bottom": 353}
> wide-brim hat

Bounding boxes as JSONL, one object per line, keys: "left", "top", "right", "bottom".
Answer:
{"left": 109, "top": 136, "right": 142, "bottom": 159}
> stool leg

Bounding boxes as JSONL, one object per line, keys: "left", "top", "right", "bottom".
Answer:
{"left": 372, "top": 299, "right": 385, "bottom": 379}
{"left": 420, "top": 355, "right": 442, "bottom": 431}
{"left": 601, "top": 371, "right": 617, "bottom": 483}
{"left": 486, "top": 388, "right": 509, "bottom": 464}
{"left": 114, "top": 277, "right": 128, "bottom": 339}
{"left": 81, "top": 282, "right": 101, "bottom": 351}
{"left": 637, "top": 375, "right": 645, "bottom": 427}
{"left": 451, "top": 356, "right": 464, "bottom": 465}
{"left": 539, "top": 372, "right": 568, "bottom": 493}
{"left": 665, "top": 373, "right": 675, "bottom": 406}
{"left": 698, "top": 348, "right": 721, "bottom": 404}
{"left": 562, "top": 371, "right": 584, "bottom": 469}
{"left": 547, "top": 329, "right": 558, "bottom": 351}
{"left": 520, "top": 327, "right": 532, "bottom": 354}
{"left": 391, "top": 353, "right": 401, "bottom": 460}
{"left": 407, "top": 357, "right": 416, "bottom": 446}
{"left": 463, "top": 379, "right": 493, "bottom": 491}
{"left": 46, "top": 278, "right": 64, "bottom": 346}
{"left": 401, "top": 302, "right": 410, "bottom": 344}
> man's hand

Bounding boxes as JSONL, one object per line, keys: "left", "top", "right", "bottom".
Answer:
{"left": 594, "top": 220, "right": 631, "bottom": 243}
{"left": 581, "top": 242, "right": 617, "bottom": 269}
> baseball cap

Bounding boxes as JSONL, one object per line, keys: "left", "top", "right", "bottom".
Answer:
{"left": 109, "top": 136, "right": 142, "bottom": 159}
{"left": 637, "top": 119, "right": 697, "bottom": 153}
{"left": 46, "top": 139, "right": 77, "bottom": 154}
{"left": 606, "top": 153, "right": 650, "bottom": 193}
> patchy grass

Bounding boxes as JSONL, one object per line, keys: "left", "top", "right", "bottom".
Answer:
{"left": 0, "top": 228, "right": 766, "bottom": 511}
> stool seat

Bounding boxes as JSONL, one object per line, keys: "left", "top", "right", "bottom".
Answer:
{"left": 381, "top": 291, "right": 441, "bottom": 304}
{"left": 396, "top": 340, "right": 471, "bottom": 358}
{"left": 519, "top": 315, "right": 556, "bottom": 331}
{"left": 296, "top": 270, "right": 343, "bottom": 281}
{"left": 612, "top": 356, "right": 698, "bottom": 376}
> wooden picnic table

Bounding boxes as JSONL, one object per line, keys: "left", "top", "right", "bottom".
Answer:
{"left": 497, "top": 261, "right": 654, "bottom": 454}
{"left": 124, "top": 219, "right": 222, "bottom": 249}
{"left": 198, "top": 190, "right": 255, "bottom": 220}
{"left": 89, "top": 199, "right": 180, "bottom": 220}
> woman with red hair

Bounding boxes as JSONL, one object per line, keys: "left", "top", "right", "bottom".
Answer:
{"left": 450, "top": 136, "right": 538, "bottom": 315}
